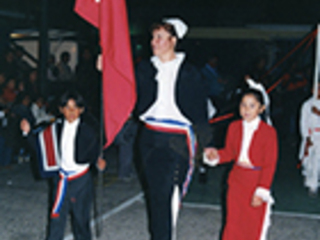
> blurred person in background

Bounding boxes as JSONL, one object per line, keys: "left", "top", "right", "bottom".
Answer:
{"left": 56, "top": 51, "right": 73, "bottom": 81}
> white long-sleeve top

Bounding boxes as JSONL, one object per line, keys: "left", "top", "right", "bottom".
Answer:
{"left": 140, "top": 52, "right": 191, "bottom": 125}
{"left": 238, "top": 117, "right": 260, "bottom": 166}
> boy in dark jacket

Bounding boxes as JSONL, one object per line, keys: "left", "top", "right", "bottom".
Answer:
{"left": 20, "top": 91, "right": 106, "bottom": 240}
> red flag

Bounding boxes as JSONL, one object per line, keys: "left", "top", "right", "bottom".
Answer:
{"left": 75, "top": 0, "right": 136, "bottom": 147}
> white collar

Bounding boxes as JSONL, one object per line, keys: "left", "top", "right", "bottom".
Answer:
{"left": 243, "top": 116, "right": 260, "bottom": 130}
{"left": 151, "top": 52, "right": 185, "bottom": 68}
{"left": 64, "top": 118, "right": 80, "bottom": 128}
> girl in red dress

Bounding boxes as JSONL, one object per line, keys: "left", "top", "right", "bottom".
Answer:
{"left": 204, "top": 89, "right": 278, "bottom": 240}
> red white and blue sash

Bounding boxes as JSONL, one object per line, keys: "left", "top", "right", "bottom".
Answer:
{"left": 36, "top": 123, "right": 60, "bottom": 178}
{"left": 51, "top": 168, "right": 89, "bottom": 218}
{"left": 144, "top": 117, "right": 197, "bottom": 198}
{"left": 35, "top": 122, "right": 90, "bottom": 218}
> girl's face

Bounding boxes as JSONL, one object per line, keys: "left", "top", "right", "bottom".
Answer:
{"left": 151, "top": 27, "right": 176, "bottom": 58}
{"left": 240, "top": 94, "right": 265, "bottom": 122}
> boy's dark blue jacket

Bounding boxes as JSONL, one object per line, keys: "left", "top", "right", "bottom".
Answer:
{"left": 27, "top": 117, "right": 100, "bottom": 170}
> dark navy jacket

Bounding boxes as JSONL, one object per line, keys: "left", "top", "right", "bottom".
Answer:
{"left": 55, "top": 118, "right": 100, "bottom": 165}
{"left": 28, "top": 118, "right": 100, "bottom": 166}
{"left": 134, "top": 59, "right": 212, "bottom": 148}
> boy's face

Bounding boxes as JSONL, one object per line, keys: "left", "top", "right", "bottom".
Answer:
{"left": 60, "top": 99, "right": 83, "bottom": 123}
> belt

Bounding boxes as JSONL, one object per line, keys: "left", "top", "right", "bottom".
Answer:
{"left": 51, "top": 168, "right": 89, "bottom": 218}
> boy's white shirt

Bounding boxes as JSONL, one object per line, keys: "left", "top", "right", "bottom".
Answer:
{"left": 60, "top": 118, "right": 89, "bottom": 173}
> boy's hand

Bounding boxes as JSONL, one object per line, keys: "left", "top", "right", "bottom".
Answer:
{"left": 96, "top": 54, "right": 102, "bottom": 71}
{"left": 251, "top": 195, "right": 263, "bottom": 207}
{"left": 20, "top": 119, "right": 31, "bottom": 134}
{"left": 97, "top": 157, "right": 107, "bottom": 171}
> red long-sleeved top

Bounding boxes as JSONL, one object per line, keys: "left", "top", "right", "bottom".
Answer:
{"left": 218, "top": 120, "right": 278, "bottom": 190}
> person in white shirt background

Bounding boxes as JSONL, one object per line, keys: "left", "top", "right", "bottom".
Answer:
{"left": 299, "top": 84, "right": 320, "bottom": 197}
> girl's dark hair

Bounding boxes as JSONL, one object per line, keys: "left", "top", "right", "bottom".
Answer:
{"left": 150, "top": 22, "right": 178, "bottom": 38}
{"left": 59, "top": 91, "right": 85, "bottom": 108}
{"left": 241, "top": 88, "right": 265, "bottom": 106}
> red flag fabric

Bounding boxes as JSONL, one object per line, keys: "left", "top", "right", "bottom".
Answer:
{"left": 74, "top": 0, "right": 136, "bottom": 147}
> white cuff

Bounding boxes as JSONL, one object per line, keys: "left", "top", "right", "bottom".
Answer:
{"left": 254, "top": 187, "right": 271, "bottom": 202}
{"left": 22, "top": 131, "right": 28, "bottom": 137}
{"left": 203, "top": 152, "right": 219, "bottom": 167}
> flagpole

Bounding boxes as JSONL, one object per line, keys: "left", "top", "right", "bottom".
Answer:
{"left": 313, "top": 25, "right": 319, "bottom": 101}
{"left": 94, "top": 73, "right": 104, "bottom": 238}
{"left": 94, "top": 1, "right": 104, "bottom": 237}
{"left": 93, "top": 58, "right": 105, "bottom": 238}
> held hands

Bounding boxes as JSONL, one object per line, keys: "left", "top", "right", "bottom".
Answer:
{"left": 204, "top": 147, "right": 219, "bottom": 160}
{"left": 251, "top": 195, "right": 263, "bottom": 207}
{"left": 203, "top": 147, "right": 219, "bottom": 167}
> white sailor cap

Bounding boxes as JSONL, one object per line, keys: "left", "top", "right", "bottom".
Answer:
{"left": 163, "top": 18, "right": 188, "bottom": 39}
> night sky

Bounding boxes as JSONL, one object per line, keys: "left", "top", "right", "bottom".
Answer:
{"left": 0, "top": 0, "right": 320, "bottom": 31}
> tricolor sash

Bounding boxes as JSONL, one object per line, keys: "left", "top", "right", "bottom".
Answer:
{"left": 144, "top": 117, "right": 197, "bottom": 198}
{"left": 51, "top": 168, "right": 89, "bottom": 218}
{"left": 35, "top": 123, "right": 60, "bottom": 178}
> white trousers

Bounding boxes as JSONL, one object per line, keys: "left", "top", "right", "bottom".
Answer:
{"left": 303, "top": 143, "right": 320, "bottom": 191}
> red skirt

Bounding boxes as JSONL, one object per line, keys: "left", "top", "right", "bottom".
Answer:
{"left": 223, "top": 165, "right": 270, "bottom": 240}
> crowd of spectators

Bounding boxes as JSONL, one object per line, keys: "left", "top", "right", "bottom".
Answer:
{"left": 0, "top": 46, "right": 101, "bottom": 167}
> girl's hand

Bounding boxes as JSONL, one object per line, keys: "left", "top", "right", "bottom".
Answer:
{"left": 251, "top": 195, "right": 263, "bottom": 207}
{"left": 204, "top": 147, "right": 219, "bottom": 160}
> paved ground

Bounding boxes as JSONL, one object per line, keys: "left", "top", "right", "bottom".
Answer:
{"left": 1, "top": 162, "right": 320, "bottom": 240}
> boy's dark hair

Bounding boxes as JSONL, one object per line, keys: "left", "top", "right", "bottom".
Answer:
{"left": 59, "top": 91, "right": 85, "bottom": 108}
{"left": 241, "top": 88, "right": 265, "bottom": 106}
